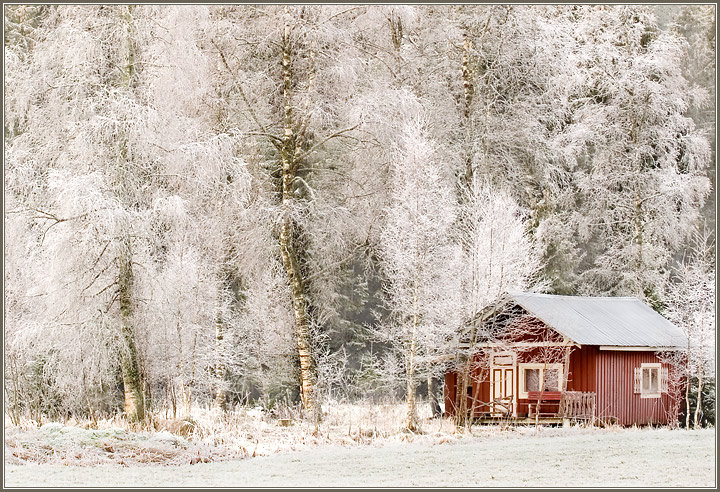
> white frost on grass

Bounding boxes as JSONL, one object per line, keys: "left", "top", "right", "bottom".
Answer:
{"left": 6, "top": 402, "right": 448, "bottom": 466}
{"left": 5, "top": 421, "right": 246, "bottom": 466}
{"left": 5, "top": 427, "right": 715, "bottom": 487}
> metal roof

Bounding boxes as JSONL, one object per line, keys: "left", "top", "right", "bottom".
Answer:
{"left": 507, "top": 291, "right": 687, "bottom": 348}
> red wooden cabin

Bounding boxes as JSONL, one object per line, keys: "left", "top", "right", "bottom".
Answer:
{"left": 444, "top": 292, "right": 687, "bottom": 426}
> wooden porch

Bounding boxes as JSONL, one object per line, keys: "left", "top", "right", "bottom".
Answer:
{"left": 463, "top": 391, "right": 597, "bottom": 426}
{"left": 527, "top": 390, "right": 596, "bottom": 420}
{"left": 473, "top": 416, "right": 566, "bottom": 426}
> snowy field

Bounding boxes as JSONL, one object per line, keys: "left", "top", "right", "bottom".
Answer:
{"left": 5, "top": 427, "right": 715, "bottom": 488}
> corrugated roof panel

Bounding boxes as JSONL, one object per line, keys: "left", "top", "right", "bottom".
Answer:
{"left": 507, "top": 291, "right": 687, "bottom": 348}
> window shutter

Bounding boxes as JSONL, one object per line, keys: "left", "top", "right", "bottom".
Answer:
{"left": 634, "top": 368, "right": 641, "bottom": 394}
{"left": 661, "top": 367, "right": 669, "bottom": 393}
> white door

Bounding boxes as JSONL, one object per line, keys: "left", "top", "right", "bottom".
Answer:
{"left": 490, "top": 354, "right": 516, "bottom": 416}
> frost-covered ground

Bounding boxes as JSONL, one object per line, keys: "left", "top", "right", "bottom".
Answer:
{"left": 4, "top": 422, "right": 246, "bottom": 466}
{"left": 4, "top": 403, "right": 459, "bottom": 466}
{"left": 5, "top": 426, "right": 715, "bottom": 487}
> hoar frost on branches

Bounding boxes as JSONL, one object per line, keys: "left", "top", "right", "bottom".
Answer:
{"left": 663, "top": 229, "right": 716, "bottom": 428}
{"left": 452, "top": 177, "right": 544, "bottom": 426}
{"left": 377, "top": 110, "right": 462, "bottom": 431}
{"left": 3, "top": 5, "right": 714, "bottom": 428}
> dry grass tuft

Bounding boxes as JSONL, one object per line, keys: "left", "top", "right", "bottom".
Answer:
{"left": 6, "top": 399, "right": 620, "bottom": 466}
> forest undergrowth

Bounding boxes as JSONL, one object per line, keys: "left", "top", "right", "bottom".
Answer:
{"left": 4, "top": 400, "right": 623, "bottom": 467}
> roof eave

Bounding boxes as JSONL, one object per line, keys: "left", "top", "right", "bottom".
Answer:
{"left": 598, "top": 345, "right": 685, "bottom": 352}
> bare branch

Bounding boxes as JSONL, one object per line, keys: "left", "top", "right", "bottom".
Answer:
{"left": 95, "top": 280, "right": 119, "bottom": 298}
{"left": 211, "top": 38, "right": 280, "bottom": 151}
{"left": 297, "top": 124, "right": 360, "bottom": 162}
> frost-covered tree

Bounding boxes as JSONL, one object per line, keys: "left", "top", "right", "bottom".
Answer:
{"left": 437, "top": 6, "right": 585, "bottom": 294}
{"left": 4, "top": 5, "right": 167, "bottom": 421}
{"left": 563, "top": 6, "right": 711, "bottom": 302}
{"left": 452, "top": 177, "right": 544, "bottom": 425}
{"left": 668, "top": 6, "right": 715, "bottom": 138}
{"left": 208, "top": 5, "right": 379, "bottom": 416}
{"left": 376, "top": 104, "right": 462, "bottom": 431}
{"left": 664, "top": 228, "right": 715, "bottom": 428}
{"left": 447, "top": 7, "right": 571, "bottom": 183}
{"left": 669, "top": 5, "right": 716, "bottom": 236}
{"left": 457, "top": 178, "right": 545, "bottom": 329}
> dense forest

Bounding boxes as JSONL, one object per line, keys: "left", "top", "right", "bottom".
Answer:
{"left": 4, "top": 5, "right": 715, "bottom": 429}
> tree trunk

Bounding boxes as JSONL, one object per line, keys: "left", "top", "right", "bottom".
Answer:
{"left": 214, "top": 314, "right": 227, "bottom": 411}
{"left": 118, "top": 237, "right": 145, "bottom": 422}
{"left": 428, "top": 375, "right": 441, "bottom": 418}
{"left": 460, "top": 34, "right": 475, "bottom": 189}
{"left": 406, "top": 336, "right": 418, "bottom": 431}
{"left": 455, "top": 360, "right": 471, "bottom": 429}
{"left": 405, "top": 286, "right": 420, "bottom": 432}
{"left": 685, "top": 347, "right": 691, "bottom": 429}
{"left": 279, "top": 24, "right": 317, "bottom": 417}
{"left": 279, "top": 219, "right": 316, "bottom": 415}
{"left": 454, "top": 31, "right": 477, "bottom": 431}
{"left": 115, "top": 6, "right": 146, "bottom": 424}
{"left": 693, "top": 357, "right": 704, "bottom": 428}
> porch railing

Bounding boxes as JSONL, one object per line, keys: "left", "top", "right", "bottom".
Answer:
{"left": 559, "top": 391, "right": 596, "bottom": 420}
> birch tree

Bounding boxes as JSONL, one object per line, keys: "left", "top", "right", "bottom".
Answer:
{"left": 207, "top": 6, "right": 379, "bottom": 416}
{"left": 4, "top": 5, "right": 171, "bottom": 421}
{"left": 377, "top": 105, "right": 462, "bottom": 431}
{"left": 450, "top": 177, "right": 544, "bottom": 425}
{"left": 664, "top": 228, "right": 715, "bottom": 428}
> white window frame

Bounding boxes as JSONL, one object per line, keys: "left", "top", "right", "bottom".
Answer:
{"left": 640, "top": 362, "right": 661, "bottom": 399}
{"left": 518, "top": 363, "right": 564, "bottom": 399}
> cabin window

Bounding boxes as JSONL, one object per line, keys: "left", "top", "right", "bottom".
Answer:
{"left": 634, "top": 363, "right": 665, "bottom": 398}
{"left": 518, "top": 363, "right": 563, "bottom": 399}
{"left": 543, "top": 368, "right": 560, "bottom": 391}
{"left": 525, "top": 369, "right": 541, "bottom": 392}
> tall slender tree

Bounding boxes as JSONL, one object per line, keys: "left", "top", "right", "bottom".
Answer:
{"left": 376, "top": 103, "right": 462, "bottom": 431}
{"left": 208, "top": 6, "right": 371, "bottom": 416}
{"left": 4, "top": 5, "right": 172, "bottom": 421}
{"left": 664, "top": 228, "right": 715, "bottom": 428}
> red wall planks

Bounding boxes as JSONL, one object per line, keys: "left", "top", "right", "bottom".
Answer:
{"left": 595, "top": 350, "right": 679, "bottom": 426}
{"left": 567, "top": 345, "right": 599, "bottom": 394}
{"left": 444, "top": 371, "right": 457, "bottom": 417}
